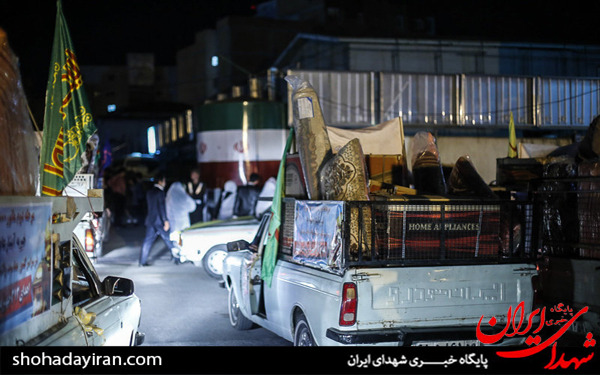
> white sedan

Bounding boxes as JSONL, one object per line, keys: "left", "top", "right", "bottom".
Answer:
{"left": 171, "top": 216, "right": 260, "bottom": 279}
{"left": 32, "top": 236, "right": 144, "bottom": 346}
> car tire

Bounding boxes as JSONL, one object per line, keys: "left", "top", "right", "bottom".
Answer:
{"left": 203, "top": 245, "right": 228, "bottom": 279}
{"left": 294, "top": 313, "right": 316, "bottom": 346}
{"left": 228, "top": 287, "right": 253, "bottom": 330}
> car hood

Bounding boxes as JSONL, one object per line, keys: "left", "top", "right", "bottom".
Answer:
{"left": 181, "top": 216, "right": 259, "bottom": 233}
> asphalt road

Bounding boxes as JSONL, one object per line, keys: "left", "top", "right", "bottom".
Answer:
{"left": 93, "top": 224, "right": 291, "bottom": 346}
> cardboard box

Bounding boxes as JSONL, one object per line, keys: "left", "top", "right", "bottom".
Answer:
{"left": 366, "top": 154, "right": 408, "bottom": 186}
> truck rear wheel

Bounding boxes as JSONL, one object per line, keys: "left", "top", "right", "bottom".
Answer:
{"left": 228, "top": 287, "right": 253, "bottom": 330}
{"left": 294, "top": 313, "right": 316, "bottom": 346}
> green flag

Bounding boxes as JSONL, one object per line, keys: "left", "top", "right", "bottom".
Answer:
{"left": 508, "top": 111, "right": 517, "bottom": 158}
{"left": 262, "top": 128, "right": 294, "bottom": 287}
{"left": 40, "top": 0, "right": 96, "bottom": 196}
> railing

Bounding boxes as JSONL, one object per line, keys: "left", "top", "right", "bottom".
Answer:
{"left": 344, "top": 199, "right": 536, "bottom": 268}
{"left": 287, "top": 69, "right": 600, "bottom": 129}
{"left": 532, "top": 176, "right": 600, "bottom": 260}
{"left": 279, "top": 174, "right": 600, "bottom": 271}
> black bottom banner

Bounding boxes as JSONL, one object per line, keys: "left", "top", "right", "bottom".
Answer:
{"left": 1, "top": 345, "right": 598, "bottom": 375}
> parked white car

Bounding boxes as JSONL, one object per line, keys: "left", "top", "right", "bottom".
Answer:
{"left": 171, "top": 216, "right": 260, "bottom": 279}
{"left": 33, "top": 236, "right": 144, "bottom": 346}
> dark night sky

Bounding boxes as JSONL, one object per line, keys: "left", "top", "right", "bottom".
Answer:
{"left": 1, "top": 0, "right": 257, "bottom": 102}
{"left": 1, "top": 0, "right": 598, "bottom": 104}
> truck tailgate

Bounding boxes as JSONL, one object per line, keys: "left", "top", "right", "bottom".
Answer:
{"left": 353, "top": 263, "right": 537, "bottom": 330}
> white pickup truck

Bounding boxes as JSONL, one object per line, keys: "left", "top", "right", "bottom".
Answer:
{"left": 222, "top": 197, "right": 539, "bottom": 346}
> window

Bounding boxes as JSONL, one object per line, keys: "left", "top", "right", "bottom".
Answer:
{"left": 185, "top": 109, "right": 193, "bottom": 136}
{"left": 178, "top": 115, "right": 184, "bottom": 139}
{"left": 71, "top": 250, "right": 97, "bottom": 306}
{"left": 171, "top": 117, "right": 177, "bottom": 142}
{"left": 157, "top": 124, "right": 164, "bottom": 147}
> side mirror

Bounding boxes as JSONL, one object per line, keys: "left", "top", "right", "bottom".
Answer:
{"left": 227, "top": 239, "right": 250, "bottom": 252}
{"left": 103, "top": 276, "right": 134, "bottom": 296}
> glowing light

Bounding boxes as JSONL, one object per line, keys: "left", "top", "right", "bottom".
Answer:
{"left": 147, "top": 127, "right": 157, "bottom": 154}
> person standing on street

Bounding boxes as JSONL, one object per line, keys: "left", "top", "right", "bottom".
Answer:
{"left": 187, "top": 168, "right": 206, "bottom": 224}
{"left": 139, "top": 172, "right": 173, "bottom": 266}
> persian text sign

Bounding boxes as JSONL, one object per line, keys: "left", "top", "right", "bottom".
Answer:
{"left": 293, "top": 201, "right": 344, "bottom": 272}
{"left": 0, "top": 203, "right": 52, "bottom": 334}
{"left": 0, "top": 277, "right": 33, "bottom": 321}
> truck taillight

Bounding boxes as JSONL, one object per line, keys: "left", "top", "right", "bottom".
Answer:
{"left": 340, "top": 282, "right": 357, "bottom": 326}
{"left": 85, "top": 228, "right": 95, "bottom": 253}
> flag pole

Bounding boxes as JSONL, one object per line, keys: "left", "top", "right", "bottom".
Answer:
{"left": 261, "top": 128, "right": 294, "bottom": 287}
{"left": 508, "top": 111, "right": 517, "bottom": 158}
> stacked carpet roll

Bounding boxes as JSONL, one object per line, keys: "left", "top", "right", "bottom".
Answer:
{"left": 286, "top": 75, "right": 332, "bottom": 200}
{"left": 0, "top": 29, "right": 38, "bottom": 195}
{"left": 286, "top": 75, "right": 374, "bottom": 260}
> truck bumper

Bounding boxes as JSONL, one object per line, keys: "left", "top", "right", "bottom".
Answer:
{"left": 326, "top": 325, "right": 513, "bottom": 346}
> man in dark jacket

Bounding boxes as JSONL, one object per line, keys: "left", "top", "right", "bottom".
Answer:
{"left": 186, "top": 168, "right": 205, "bottom": 224}
{"left": 139, "top": 172, "right": 172, "bottom": 266}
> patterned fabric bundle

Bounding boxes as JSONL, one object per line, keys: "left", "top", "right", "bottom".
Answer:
{"left": 0, "top": 29, "right": 38, "bottom": 195}
{"left": 319, "top": 138, "right": 369, "bottom": 201}
{"left": 319, "top": 139, "right": 371, "bottom": 259}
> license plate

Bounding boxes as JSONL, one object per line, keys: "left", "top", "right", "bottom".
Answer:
{"left": 413, "top": 340, "right": 481, "bottom": 346}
